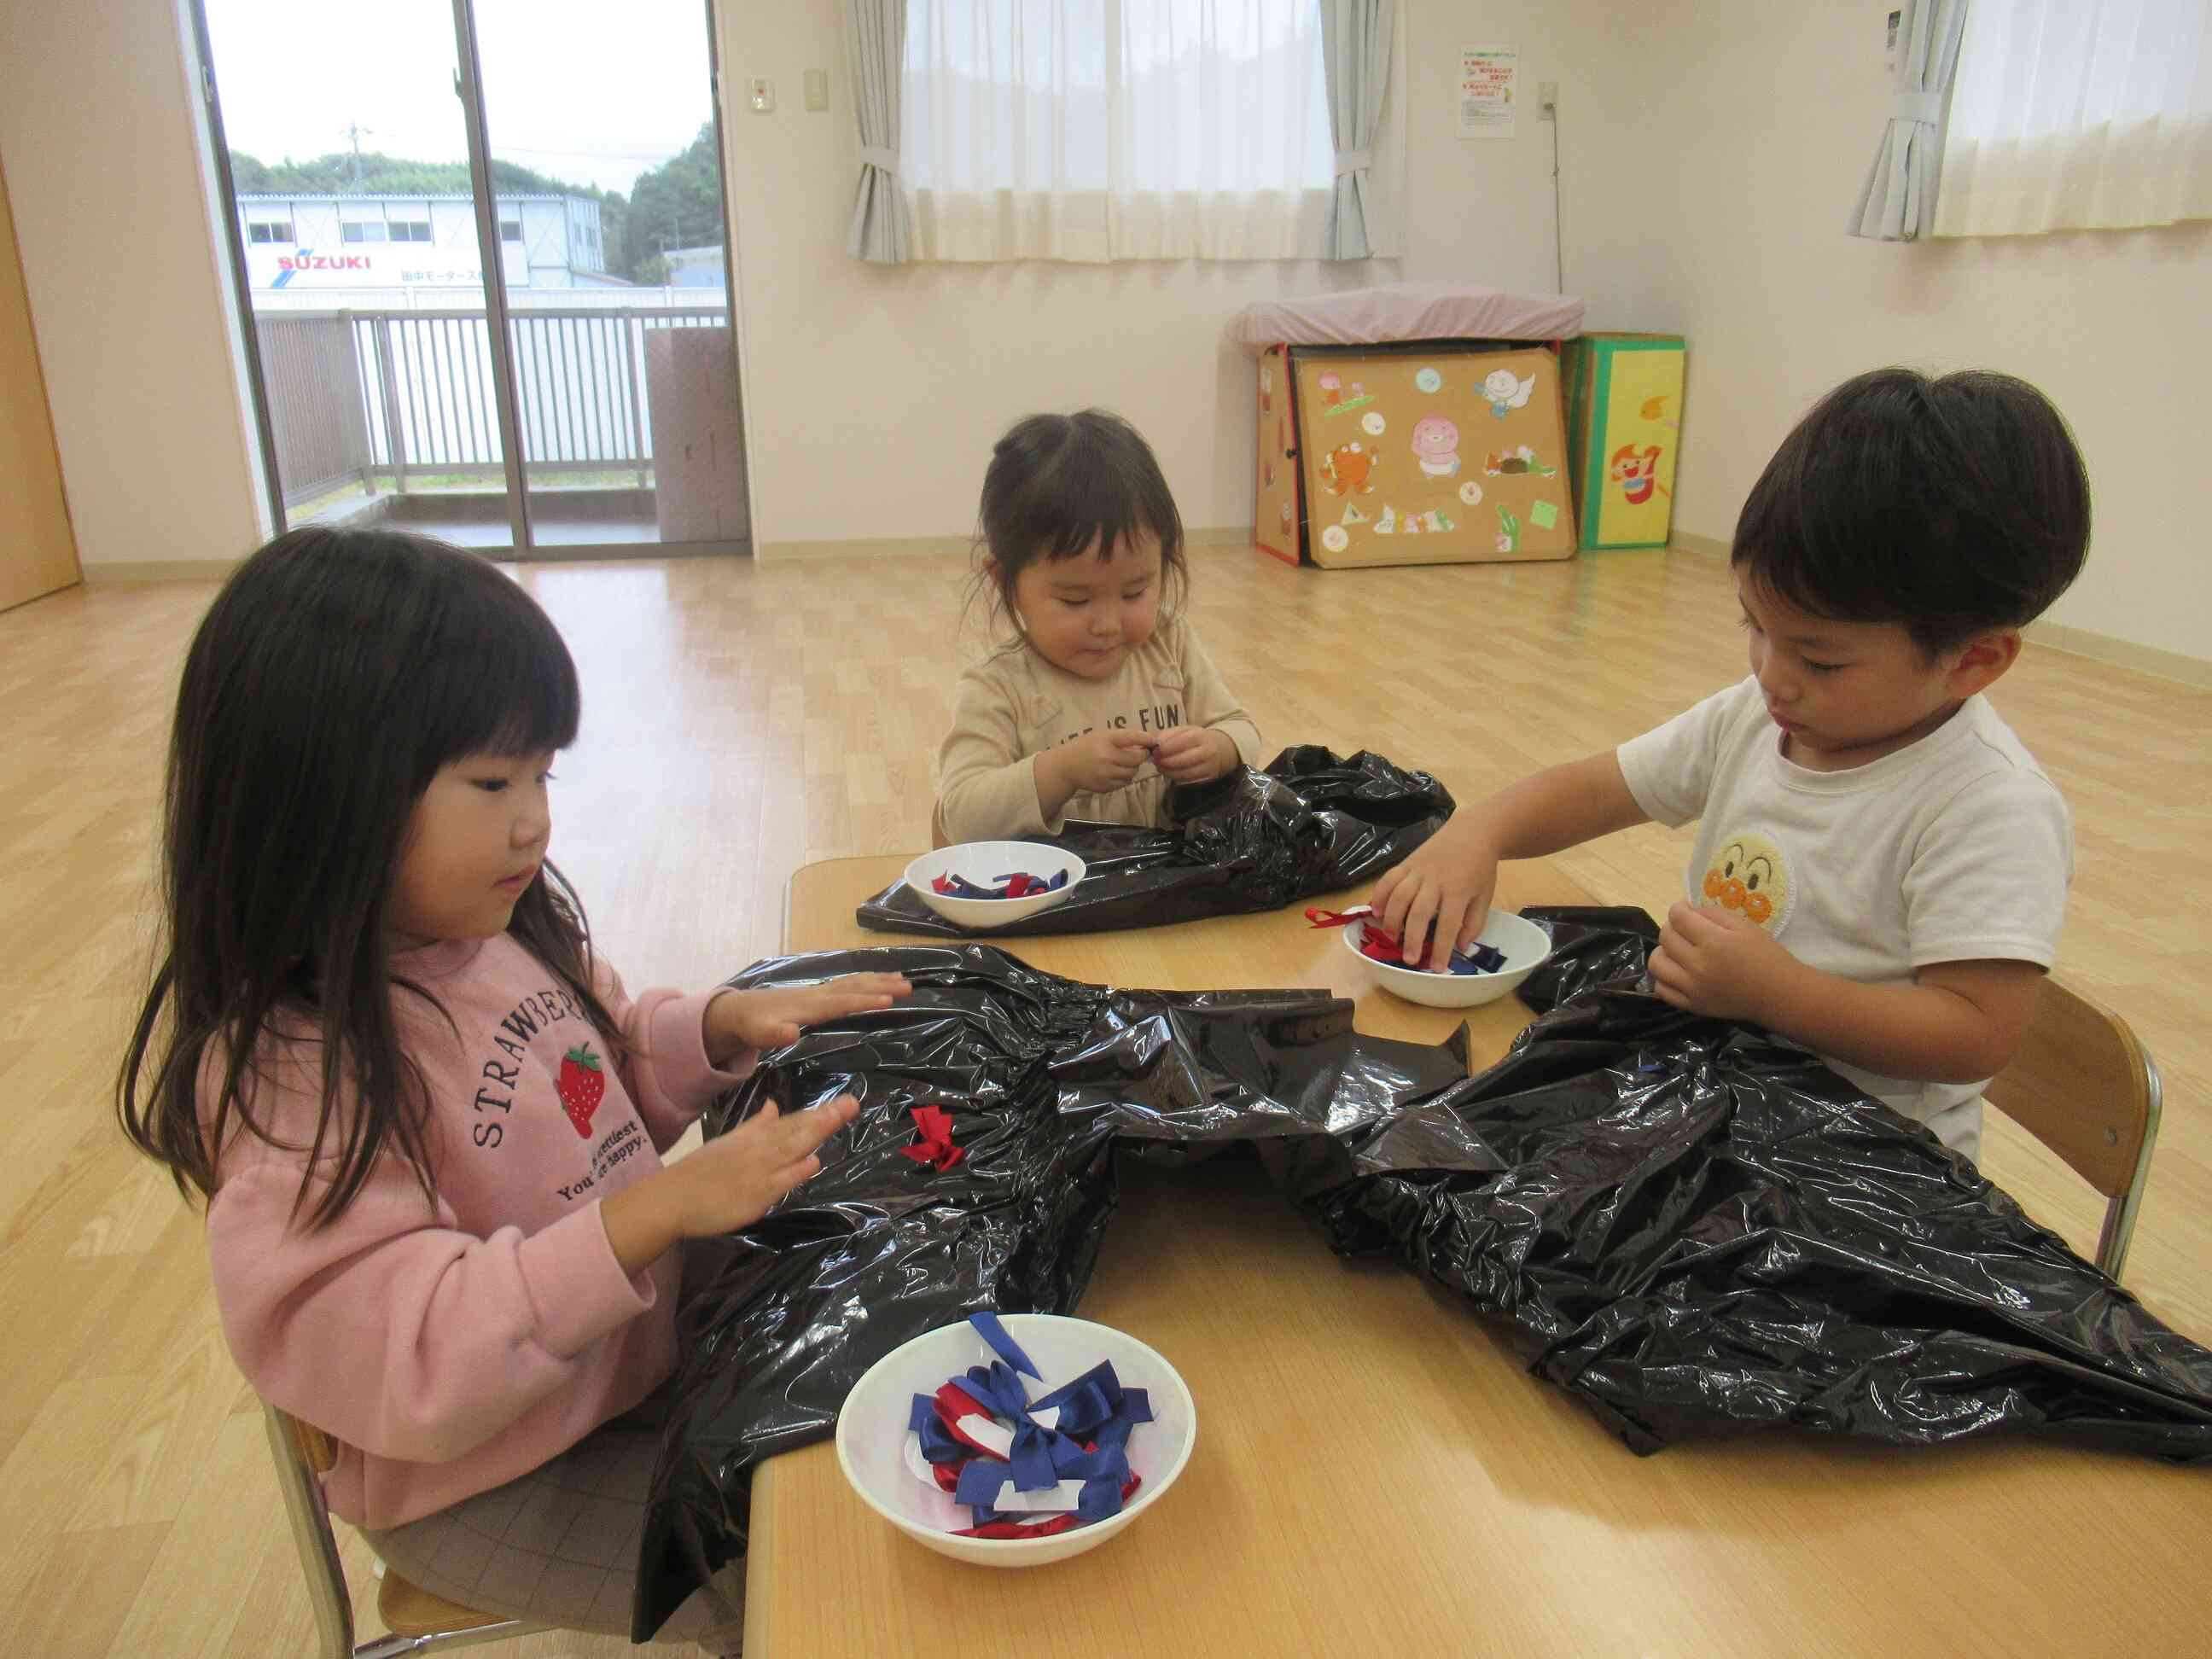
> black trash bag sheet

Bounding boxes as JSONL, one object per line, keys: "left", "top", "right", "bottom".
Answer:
{"left": 635, "top": 915, "right": 2212, "bottom": 1637}
{"left": 634, "top": 941, "right": 1465, "bottom": 1634}
{"left": 857, "top": 745, "right": 1452, "bottom": 937}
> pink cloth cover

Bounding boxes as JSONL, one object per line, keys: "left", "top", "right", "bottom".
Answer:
{"left": 1227, "top": 282, "right": 1584, "bottom": 349}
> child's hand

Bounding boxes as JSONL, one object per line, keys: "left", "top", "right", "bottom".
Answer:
{"left": 1152, "top": 725, "right": 1238, "bottom": 785}
{"left": 1049, "top": 727, "right": 1158, "bottom": 796}
{"left": 601, "top": 1095, "right": 859, "bottom": 1272}
{"left": 1649, "top": 903, "right": 1792, "bottom": 1023}
{"left": 1371, "top": 812, "right": 1504, "bottom": 969}
{"left": 707, "top": 973, "right": 912, "bottom": 1063}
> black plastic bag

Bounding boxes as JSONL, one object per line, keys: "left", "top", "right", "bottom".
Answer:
{"left": 634, "top": 942, "right": 1466, "bottom": 1635}
{"left": 855, "top": 745, "right": 1453, "bottom": 937}
{"left": 1330, "top": 908, "right": 2212, "bottom": 1459}
{"left": 635, "top": 917, "right": 2212, "bottom": 1637}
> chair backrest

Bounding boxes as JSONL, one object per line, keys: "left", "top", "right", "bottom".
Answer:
{"left": 1982, "top": 976, "right": 2162, "bottom": 1279}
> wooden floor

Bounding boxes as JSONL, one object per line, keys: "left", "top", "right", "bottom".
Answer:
{"left": 1, "top": 543, "right": 2206, "bottom": 1656}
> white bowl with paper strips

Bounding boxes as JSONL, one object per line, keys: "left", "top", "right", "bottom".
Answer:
{"left": 835, "top": 1313, "right": 1196, "bottom": 1567}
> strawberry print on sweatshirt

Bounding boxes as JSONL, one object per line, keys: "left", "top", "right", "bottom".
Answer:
{"left": 556, "top": 1044, "right": 605, "bottom": 1137}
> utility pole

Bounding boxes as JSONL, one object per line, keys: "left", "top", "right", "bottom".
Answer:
{"left": 343, "top": 121, "right": 370, "bottom": 190}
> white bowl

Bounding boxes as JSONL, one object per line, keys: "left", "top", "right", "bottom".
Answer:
{"left": 904, "top": 842, "right": 1087, "bottom": 929}
{"left": 834, "top": 1313, "right": 1196, "bottom": 1569}
{"left": 1343, "top": 910, "right": 1552, "bottom": 1008}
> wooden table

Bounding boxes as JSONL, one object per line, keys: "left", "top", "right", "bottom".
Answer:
{"left": 745, "top": 857, "right": 2205, "bottom": 1656}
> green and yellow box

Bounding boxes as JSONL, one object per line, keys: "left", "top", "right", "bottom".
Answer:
{"left": 1563, "top": 334, "right": 1685, "bottom": 550}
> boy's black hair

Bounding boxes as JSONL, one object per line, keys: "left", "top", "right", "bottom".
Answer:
{"left": 1732, "top": 368, "right": 2090, "bottom": 657}
{"left": 973, "top": 410, "right": 1186, "bottom": 632}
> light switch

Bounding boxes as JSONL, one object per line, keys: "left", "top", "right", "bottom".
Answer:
{"left": 749, "top": 77, "right": 774, "bottom": 113}
{"left": 804, "top": 69, "right": 829, "bottom": 112}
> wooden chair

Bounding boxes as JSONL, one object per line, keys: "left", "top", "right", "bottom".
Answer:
{"left": 1982, "top": 976, "right": 2163, "bottom": 1281}
{"left": 262, "top": 1405, "right": 543, "bottom": 1658}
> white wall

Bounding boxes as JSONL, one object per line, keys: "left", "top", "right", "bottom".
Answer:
{"left": 0, "top": 0, "right": 265, "bottom": 573}
{"left": 5, "top": 0, "right": 2201, "bottom": 664}
{"left": 1553, "top": 0, "right": 2211, "bottom": 661}
{"left": 713, "top": 0, "right": 1583, "bottom": 548}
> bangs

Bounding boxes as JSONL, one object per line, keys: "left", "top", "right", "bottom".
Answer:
{"left": 1037, "top": 458, "right": 1176, "bottom": 567}
{"left": 412, "top": 556, "right": 581, "bottom": 771}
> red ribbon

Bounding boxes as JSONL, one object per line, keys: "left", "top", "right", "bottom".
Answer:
{"left": 1304, "top": 904, "right": 1375, "bottom": 928}
{"left": 899, "top": 1103, "right": 966, "bottom": 1172}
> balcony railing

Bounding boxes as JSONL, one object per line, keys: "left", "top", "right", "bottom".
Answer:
{"left": 253, "top": 306, "right": 726, "bottom": 508}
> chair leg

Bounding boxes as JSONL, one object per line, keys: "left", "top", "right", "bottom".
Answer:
{"left": 261, "top": 1407, "right": 355, "bottom": 1659}
{"left": 352, "top": 1621, "right": 538, "bottom": 1656}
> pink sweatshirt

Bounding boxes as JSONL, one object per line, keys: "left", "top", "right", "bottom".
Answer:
{"left": 204, "top": 933, "right": 752, "bottom": 1528}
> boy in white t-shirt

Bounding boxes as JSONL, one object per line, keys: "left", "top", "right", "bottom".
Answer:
{"left": 1375, "top": 368, "right": 2093, "bottom": 1159}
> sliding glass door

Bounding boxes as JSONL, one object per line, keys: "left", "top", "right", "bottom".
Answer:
{"left": 474, "top": 2, "right": 748, "bottom": 550}
{"left": 195, "top": 0, "right": 749, "bottom": 557}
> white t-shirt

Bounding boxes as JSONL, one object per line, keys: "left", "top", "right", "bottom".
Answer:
{"left": 1616, "top": 677, "right": 2072, "bottom": 1158}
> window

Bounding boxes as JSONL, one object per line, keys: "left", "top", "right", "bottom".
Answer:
{"left": 341, "top": 221, "right": 389, "bottom": 244}
{"left": 1936, "top": 0, "right": 2212, "bottom": 236}
{"left": 389, "top": 219, "right": 433, "bottom": 243}
{"left": 247, "top": 219, "right": 294, "bottom": 243}
{"left": 500, "top": 218, "right": 523, "bottom": 242}
{"left": 899, "top": 0, "right": 1344, "bottom": 262}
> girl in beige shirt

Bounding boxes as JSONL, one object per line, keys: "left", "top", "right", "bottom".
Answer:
{"left": 934, "top": 410, "right": 1262, "bottom": 844}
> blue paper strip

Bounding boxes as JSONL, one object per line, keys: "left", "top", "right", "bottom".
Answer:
{"left": 1031, "top": 1360, "right": 1121, "bottom": 1417}
{"left": 914, "top": 1412, "right": 964, "bottom": 1465}
{"left": 1006, "top": 1424, "right": 1059, "bottom": 1493}
{"left": 969, "top": 1312, "right": 1044, "bottom": 1380}
{"left": 955, "top": 1458, "right": 1016, "bottom": 1506}
{"left": 959, "top": 1360, "right": 1033, "bottom": 1421}
{"left": 1076, "top": 1474, "right": 1125, "bottom": 1522}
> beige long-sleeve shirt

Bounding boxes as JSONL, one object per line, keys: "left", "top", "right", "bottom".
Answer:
{"left": 935, "top": 614, "right": 1263, "bottom": 841}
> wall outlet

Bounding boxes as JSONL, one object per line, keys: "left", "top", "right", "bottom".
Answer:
{"left": 749, "top": 77, "right": 774, "bottom": 114}
{"left": 804, "top": 68, "right": 829, "bottom": 112}
{"left": 1538, "top": 81, "right": 1558, "bottom": 120}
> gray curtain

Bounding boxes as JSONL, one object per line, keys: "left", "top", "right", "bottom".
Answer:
{"left": 1848, "top": 0, "right": 1970, "bottom": 241}
{"left": 847, "top": 0, "right": 913, "bottom": 264}
{"left": 1319, "top": 0, "right": 1394, "bottom": 259}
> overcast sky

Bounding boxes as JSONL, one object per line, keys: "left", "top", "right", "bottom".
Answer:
{"left": 204, "top": 0, "right": 717, "bottom": 195}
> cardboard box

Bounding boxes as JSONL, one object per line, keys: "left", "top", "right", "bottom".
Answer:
{"left": 1563, "top": 334, "right": 1685, "bottom": 550}
{"left": 1256, "top": 342, "right": 1576, "bottom": 569}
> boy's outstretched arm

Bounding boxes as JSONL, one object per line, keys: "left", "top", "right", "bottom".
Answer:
{"left": 1651, "top": 904, "right": 2044, "bottom": 1082}
{"left": 1374, "top": 751, "right": 1650, "bottom": 968}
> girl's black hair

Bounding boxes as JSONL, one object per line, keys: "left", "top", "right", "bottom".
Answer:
{"left": 1732, "top": 367, "right": 2090, "bottom": 657}
{"left": 971, "top": 410, "right": 1187, "bottom": 636}
{"left": 118, "top": 527, "right": 627, "bottom": 1228}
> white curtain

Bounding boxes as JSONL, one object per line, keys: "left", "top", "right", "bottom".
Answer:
{"left": 1936, "top": 0, "right": 2212, "bottom": 236}
{"left": 1848, "top": 0, "right": 1970, "bottom": 241}
{"left": 847, "top": 0, "right": 915, "bottom": 263}
{"left": 1320, "top": 0, "right": 1394, "bottom": 259}
{"left": 900, "top": 0, "right": 1338, "bottom": 262}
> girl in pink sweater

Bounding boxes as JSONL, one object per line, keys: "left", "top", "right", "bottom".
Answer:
{"left": 119, "top": 527, "right": 905, "bottom": 1650}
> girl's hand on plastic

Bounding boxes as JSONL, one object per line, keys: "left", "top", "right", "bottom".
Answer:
{"left": 707, "top": 974, "right": 911, "bottom": 1062}
{"left": 1370, "top": 812, "right": 1501, "bottom": 969}
{"left": 678, "top": 1095, "right": 858, "bottom": 1231}
{"left": 1153, "top": 725, "right": 1237, "bottom": 784}
{"left": 601, "top": 1096, "right": 859, "bottom": 1273}
{"left": 1051, "top": 727, "right": 1157, "bottom": 795}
